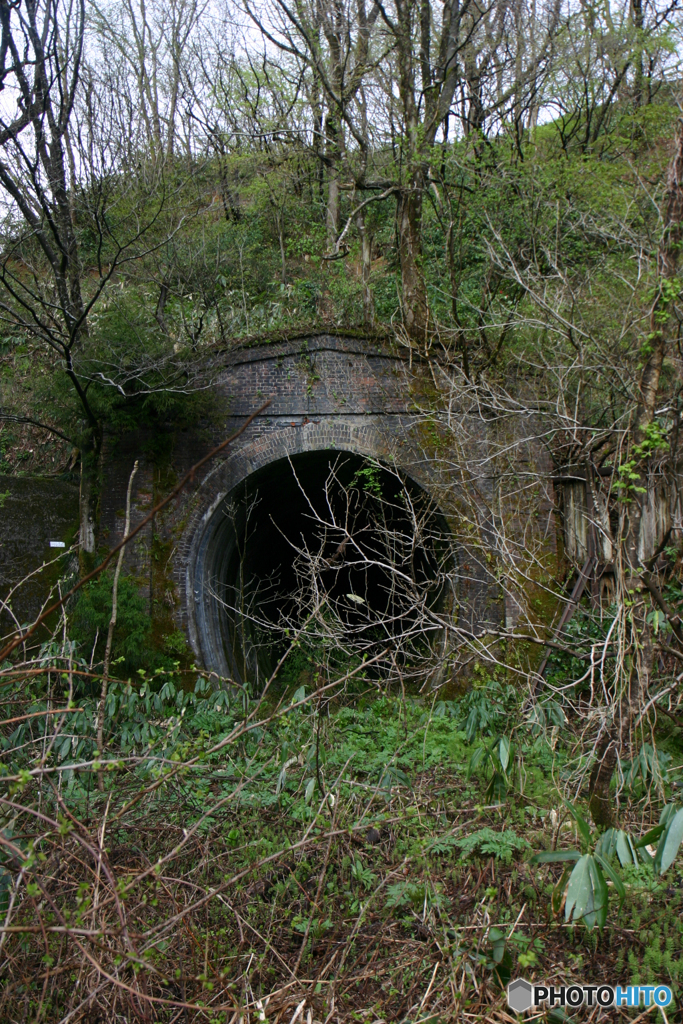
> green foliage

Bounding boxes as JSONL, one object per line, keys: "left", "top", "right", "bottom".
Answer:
{"left": 467, "top": 735, "right": 515, "bottom": 802}
{"left": 350, "top": 856, "right": 377, "bottom": 891}
{"left": 385, "top": 879, "right": 444, "bottom": 913}
{"left": 2, "top": 642, "right": 683, "bottom": 1014}
{"left": 532, "top": 800, "right": 683, "bottom": 930}
{"left": 70, "top": 573, "right": 168, "bottom": 677}
{"left": 543, "top": 610, "right": 615, "bottom": 692}
{"left": 6, "top": 92, "right": 679, "bottom": 457}
{"left": 455, "top": 828, "right": 531, "bottom": 863}
{"left": 459, "top": 679, "right": 518, "bottom": 741}
{"left": 624, "top": 743, "right": 671, "bottom": 795}
{"left": 349, "top": 461, "right": 383, "bottom": 498}
{"left": 485, "top": 927, "right": 513, "bottom": 987}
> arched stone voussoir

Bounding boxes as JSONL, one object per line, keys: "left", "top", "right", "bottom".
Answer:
{"left": 175, "top": 418, "right": 442, "bottom": 677}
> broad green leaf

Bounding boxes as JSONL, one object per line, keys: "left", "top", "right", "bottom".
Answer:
{"left": 499, "top": 736, "right": 511, "bottom": 773}
{"left": 596, "top": 829, "right": 636, "bottom": 868}
{"left": 633, "top": 823, "right": 665, "bottom": 848}
{"left": 486, "top": 771, "right": 508, "bottom": 803}
{"left": 637, "top": 844, "right": 654, "bottom": 866}
{"left": 657, "top": 808, "right": 683, "bottom": 875}
{"left": 565, "top": 854, "right": 593, "bottom": 924}
{"left": 615, "top": 830, "right": 637, "bottom": 867}
{"left": 531, "top": 850, "right": 581, "bottom": 864}
{"left": 565, "top": 855, "right": 608, "bottom": 929}
{"left": 562, "top": 799, "right": 592, "bottom": 847}
{"left": 660, "top": 802, "right": 679, "bottom": 829}
{"left": 467, "top": 746, "right": 487, "bottom": 777}
{"left": 586, "top": 857, "right": 609, "bottom": 929}
{"left": 594, "top": 828, "right": 617, "bottom": 861}
{"left": 489, "top": 926, "right": 507, "bottom": 963}
{"left": 594, "top": 853, "right": 626, "bottom": 909}
{"left": 552, "top": 865, "right": 572, "bottom": 916}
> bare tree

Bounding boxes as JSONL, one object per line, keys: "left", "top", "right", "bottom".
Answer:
{"left": 89, "top": 0, "right": 206, "bottom": 161}
{"left": 0, "top": 0, "right": 100, "bottom": 560}
{"left": 424, "top": 118, "right": 683, "bottom": 825}
{"left": 233, "top": 0, "right": 382, "bottom": 324}
{"left": 0, "top": 0, "right": 209, "bottom": 566}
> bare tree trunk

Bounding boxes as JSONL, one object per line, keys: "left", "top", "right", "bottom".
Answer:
{"left": 631, "top": 0, "right": 644, "bottom": 108}
{"left": 397, "top": 183, "right": 429, "bottom": 340}
{"left": 355, "top": 208, "right": 374, "bottom": 325}
{"left": 79, "top": 428, "right": 103, "bottom": 570}
{"left": 447, "top": 218, "right": 470, "bottom": 378}
{"left": 325, "top": 114, "right": 341, "bottom": 248}
{"left": 97, "top": 460, "right": 138, "bottom": 792}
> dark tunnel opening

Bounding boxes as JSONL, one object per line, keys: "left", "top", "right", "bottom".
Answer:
{"left": 200, "top": 451, "right": 455, "bottom": 685}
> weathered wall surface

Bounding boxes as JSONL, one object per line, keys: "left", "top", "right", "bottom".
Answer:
{"left": 99, "top": 334, "right": 515, "bottom": 673}
{"left": 0, "top": 476, "right": 78, "bottom": 637}
{"left": 0, "top": 335, "right": 560, "bottom": 673}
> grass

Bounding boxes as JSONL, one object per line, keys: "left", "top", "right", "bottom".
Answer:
{"left": 0, "top": 657, "right": 682, "bottom": 1022}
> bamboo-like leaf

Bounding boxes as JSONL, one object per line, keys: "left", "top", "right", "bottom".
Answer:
{"left": 596, "top": 828, "right": 636, "bottom": 868}
{"left": 595, "top": 828, "right": 617, "bottom": 861}
{"left": 633, "top": 823, "right": 665, "bottom": 848}
{"left": 531, "top": 850, "right": 581, "bottom": 864}
{"left": 586, "top": 856, "right": 609, "bottom": 929}
{"left": 616, "top": 830, "right": 637, "bottom": 867}
{"left": 551, "top": 864, "right": 572, "bottom": 916}
{"left": 499, "top": 735, "right": 511, "bottom": 773}
{"left": 467, "top": 745, "right": 487, "bottom": 778}
{"left": 660, "top": 803, "right": 679, "bottom": 829}
{"left": 562, "top": 799, "right": 592, "bottom": 847}
{"left": 565, "top": 855, "right": 609, "bottom": 929}
{"left": 595, "top": 853, "right": 626, "bottom": 909}
{"left": 657, "top": 808, "right": 683, "bottom": 875}
{"left": 565, "top": 855, "right": 593, "bottom": 924}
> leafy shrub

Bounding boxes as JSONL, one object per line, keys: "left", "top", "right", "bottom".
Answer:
{"left": 70, "top": 573, "right": 161, "bottom": 677}
{"left": 458, "top": 679, "right": 518, "bottom": 741}
{"left": 455, "top": 828, "right": 531, "bottom": 863}
{"left": 533, "top": 800, "right": 683, "bottom": 930}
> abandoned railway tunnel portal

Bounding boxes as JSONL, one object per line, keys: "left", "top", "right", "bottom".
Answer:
{"left": 1, "top": 334, "right": 669, "bottom": 680}
{"left": 189, "top": 449, "right": 454, "bottom": 683}
{"left": 98, "top": 334, "right": 503, "bottom": 681}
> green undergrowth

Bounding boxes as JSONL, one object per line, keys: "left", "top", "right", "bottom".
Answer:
{"left": 1, "top": 651, "right": 683, "bottom": 1020}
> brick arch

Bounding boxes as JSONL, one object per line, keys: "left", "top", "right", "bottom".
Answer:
{"left": 177, "top": 422, "right": 438, "bottom": 677}
{"left": 98, "top": 334, "right": 504, "bottom": 674}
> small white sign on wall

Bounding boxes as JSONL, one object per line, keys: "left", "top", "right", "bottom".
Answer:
{"left": 49, "top": 541, "right": 66, "bottom": 548}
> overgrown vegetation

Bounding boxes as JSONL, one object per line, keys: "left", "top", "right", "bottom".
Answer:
{"left": 1, "top": 619, "right": 682, "bottom": 1020}
{"left": 1, "top": 0, "right": 683, "bottom": 1017}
